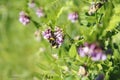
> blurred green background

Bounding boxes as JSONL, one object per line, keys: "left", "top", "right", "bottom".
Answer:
{"left": 0, "top": 0, "right": 41, "bottom": 80}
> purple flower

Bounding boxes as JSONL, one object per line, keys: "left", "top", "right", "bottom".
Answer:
{"left": 77, "top": 43, "right": 95, "bottom": 57}
{"left": 36, "top": 8, "right": 45, "bottom": 18}
{"left": 28, "top": 0, "right": 36, "bottom": 8}
{"left": 42, "top": 27, "right": 64, "bottom": 48}
{"left": 78, "top": 46, "right": 87, "bottom": 57}
{"left": 91, "top": 52, "right": 103, "bottom": 61}
{"left": 54, "top": 27, "right": 64, "bottom": 47}
{"left": 101, "top": 54, "right": 107, "bottom": 61}
{"left": 42, "top": 28, "right": 52, "bottom": 39}
{"left": 68, "top": 12, "right": 78, "bottom": 23}
{"left": 91, "top": 48, "right": 106, "bottom": 61}
{"left": 78, "top": 43, "right": 107, "bottom": 61}
{"left": 19, "top": 11, "right": 30, "bottom": 25}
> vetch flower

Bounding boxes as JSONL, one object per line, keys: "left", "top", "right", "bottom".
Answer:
{"left": 91, "top": 48, "right": 106, "bottom": 61}
{"left": 78, "top": 43, "right": 95, "bottom": 57}
{"left": 28, "top": 0, "right": 36, "bottom": 8}
{"left": 42, "top": 28, "right": 52, "bottom": 39}
{"left": 36, "top": 8, "right": 45, "bottom": 18}
{"left": 78, "top": 46, "right": 86, "bottom": 57}
{"left": 54, "top": 27, "right": 64, "bottom": 47}
{"left": 19, "top": 11, "right": 30, "bottom": 25}
{"left": 68, "top": 12, "right": 78, "bottom": 23}
{"left": 77, "top": 43, "right": 107, "bottom": 61}
{"left": 42, "top": 27, "right": 64, "bottom": 48}
{"left": 101, "top": 54, "right": 107, "bottom": 61}
{"left": 91, "top": 53, "right": 102, "bottom": 61}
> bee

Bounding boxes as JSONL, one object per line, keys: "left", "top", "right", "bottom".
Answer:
{"left": 48, "top": 37, "right": 58, "bottom": 48}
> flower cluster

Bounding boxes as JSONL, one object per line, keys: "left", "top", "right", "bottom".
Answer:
{"left": 78, "top": 43, "right": 107, "bottom": 61}
{"left": 19, "top": 1, "right": 45, "bottom": 26}
{"left": 36, "top": 8, "right": 45, "bottom": 18}
{"left": 68, "top": 12, "right": 79, "bottom": 23}
{"left": 19, "top": 11, "right": 30, "bottom": 25}
{"left": 42, "top": 27, "right": 64, "bottom": 48}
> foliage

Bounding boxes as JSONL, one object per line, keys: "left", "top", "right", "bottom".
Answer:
{"left": 0, "top": 0, "right": 120, "bottom": 80}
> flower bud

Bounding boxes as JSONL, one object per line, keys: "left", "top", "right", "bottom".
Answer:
{"left": 78, "top": 66, "right": 86, "bottom": 76}
{"left": 68, "top": 12, "right": 78, "bottom": 23}
{"left": 36, "top": 8, "right": 45, "bottom": 18}
{"left": 28, "top": 0, "right": 36, "bottom": 8}
{"left": 19, "top": 11, "right": 30, "bottom": 25}
{"left": 42, "top": 27, "right": 64, "bottom": 48}
{"left": 34, "top": 30, "right": 41, "bottom": 41}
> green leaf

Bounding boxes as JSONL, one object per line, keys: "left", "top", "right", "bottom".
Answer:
{"left": 105, "top": 72, "right": 110, "bottom": 80}
{"left": 106, "top": 5, "right": 120, "bottom": 31}
{"left": 69, "top": 44, "right": 77, "bottom": 58}
{"left": 101, "top": 1, "right": 114, "bottom": 37}
{"left": 65, "top": 76, "right": 75, "bottom": 80}
{"left": 103, "top": 1, "right": 114, "bottom": 28}
{"left": 97, "top": 64, "right": 103, "bottom": 70}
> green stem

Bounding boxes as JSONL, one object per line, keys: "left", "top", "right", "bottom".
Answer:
{"left": 65, "top": 32, "right": 74, "bottom": 44}
{"left": 31, "top": 18, "right": 41, "bottom": 29}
